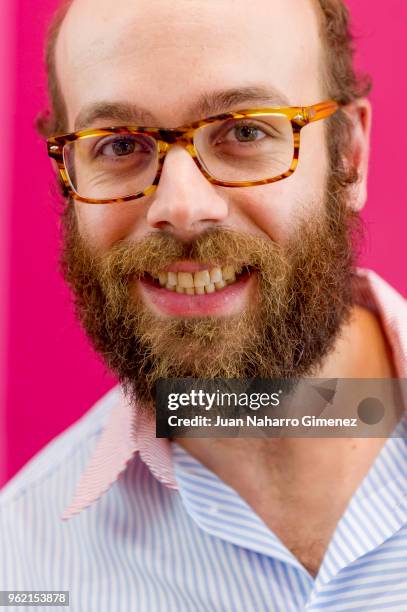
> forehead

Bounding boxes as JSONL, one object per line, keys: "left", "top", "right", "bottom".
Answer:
{"left": 56, "top": 0, "right": 324, "bottom": 130}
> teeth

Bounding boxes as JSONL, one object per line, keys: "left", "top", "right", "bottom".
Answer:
{"left": 153, "top": 265, "right": 244, "bottom": 295}
{"left": 167, "top": 271, "right": 178, "bottom": 287}
{"left": 209, "top": 267, "right": 222, "bottom": 283}
{"left": 158, "top": 272, "right": 168, "bottom": 287}
{"left": 194, "top": 270, "right": 211, "bottom": 287}
{"left": 178, "top": 272, "right": 194, "bottom": 288}
{"left": 222, "top": 266, "right": 235, "bottom": 281}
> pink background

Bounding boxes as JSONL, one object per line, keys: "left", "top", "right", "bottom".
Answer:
{"left": 1, "top": 0, "right": 406, "bottom": 485}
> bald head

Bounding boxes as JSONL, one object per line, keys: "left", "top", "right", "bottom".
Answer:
{"left": 40, "top": 0, "right": 368, "bottom": 138}
{"left": 55, "top": 0, "right": 322, "bottom": 134}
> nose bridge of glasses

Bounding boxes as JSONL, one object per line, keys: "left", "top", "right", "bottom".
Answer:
{"left": 157, "top": 129, "right": 197, "bottom": 160}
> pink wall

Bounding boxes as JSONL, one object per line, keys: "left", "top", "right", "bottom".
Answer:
{"left": 2, "top": 0, "right": 116, "bottom": 487}
{"left": 1, "top": 0, "right": 406, "bottom": 485}
{"left": 0, "top": 0, "right": 15, "bottom": 484}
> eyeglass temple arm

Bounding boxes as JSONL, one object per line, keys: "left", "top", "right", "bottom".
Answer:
{"left": 305, "top": 100, "right": 341, "bottom": 123}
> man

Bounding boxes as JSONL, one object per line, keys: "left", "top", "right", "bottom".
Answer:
{"left": 1, "top": 0, "right": 406, "bottom": 610}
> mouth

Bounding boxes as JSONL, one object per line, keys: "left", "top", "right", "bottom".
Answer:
{"left": 137, "top": 263, "right": 254, "bottom": 317}
{"left": 146, "top": 264, "right": 247, "bottom": 295}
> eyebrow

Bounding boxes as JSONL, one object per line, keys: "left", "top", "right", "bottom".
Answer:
{"left": 74, "top": 85, "right": 292, "bottom": 131}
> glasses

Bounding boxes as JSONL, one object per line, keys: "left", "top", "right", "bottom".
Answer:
{"left": 47, "top": 99, "right": 340, "bottom": 204}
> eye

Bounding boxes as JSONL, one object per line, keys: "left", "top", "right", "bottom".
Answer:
{"left": 108, "top": 139, "right": 136, "bottom": 156}
{"left": 213, "top": 119, "right": 277, "bottom": 147}
{"left": 228, "top": 123, "right": 267, "bottom": 143}
{"left": 94, "top": 135, "right": 151, "bottom": 159}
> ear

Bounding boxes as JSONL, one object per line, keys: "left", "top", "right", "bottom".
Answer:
{"left": 344, "top": 98, "right": 372, "bottom": 211}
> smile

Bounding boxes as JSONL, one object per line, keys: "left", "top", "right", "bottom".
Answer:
{"left": 137, "top": 263, "right": 253, "bottom": 317}
{"left": 148, "top": 265, "right": 244, "bottom": 295}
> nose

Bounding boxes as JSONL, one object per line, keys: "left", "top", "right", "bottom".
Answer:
{"left": 146, "top": 144, "right": 229, "bottom": 239}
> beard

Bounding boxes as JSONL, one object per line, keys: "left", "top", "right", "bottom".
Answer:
{"left": 60, "top": 173, "right": 363, "bottom": 414}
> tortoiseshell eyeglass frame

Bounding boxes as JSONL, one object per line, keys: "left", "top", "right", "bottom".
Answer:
{"left": 47, "top": 99, "right": 341, "bottom": 205}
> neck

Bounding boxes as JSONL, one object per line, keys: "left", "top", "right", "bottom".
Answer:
{"left": 173, "top": 304, "right": 398, "bottom": 576}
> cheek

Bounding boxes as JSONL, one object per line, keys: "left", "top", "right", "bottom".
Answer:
{"left": 231, "top": 127, "right": 329, "bottom": 243}
{"left": 74, "top": 199, "right": 149, "bottom": 249}
{"left": 231, "top": 178, "right": 325, "bottom": 245}
{"left": 297, "top": 122, "right": 330, "bottom": 195}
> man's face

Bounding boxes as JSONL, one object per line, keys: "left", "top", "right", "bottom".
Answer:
{"left": 57, "top": 0, "right": 329, "bottom": 249}
{"left": 55, "top": 0, "right": 361, "bottom": 407}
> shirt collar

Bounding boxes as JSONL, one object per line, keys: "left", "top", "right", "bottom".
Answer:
{"left": 62, "top": 268, "right": 407, "bottom": 520}
{"left": 61, "top": 395, "right": 177, "bottom": 520}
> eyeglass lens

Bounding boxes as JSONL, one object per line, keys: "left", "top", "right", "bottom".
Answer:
{"left": 63, "top": 114, "right": 294, "bottom": 200}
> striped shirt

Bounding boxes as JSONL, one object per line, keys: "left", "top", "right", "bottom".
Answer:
{"left": 1, "top": 267, "right": 407, "bottom": 611}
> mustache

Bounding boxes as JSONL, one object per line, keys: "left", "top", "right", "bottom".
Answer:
{"left": 94, "top": 227, "right": 288, "bottom": 282}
